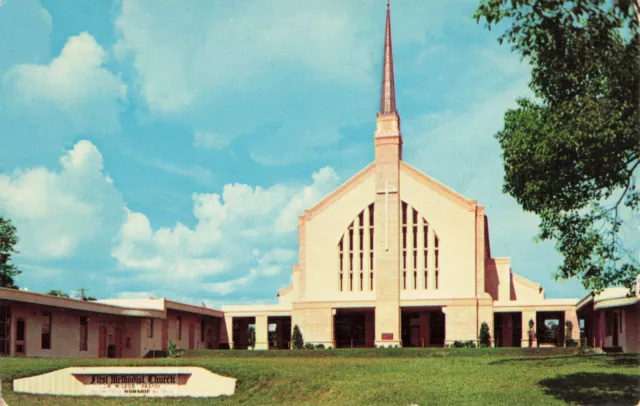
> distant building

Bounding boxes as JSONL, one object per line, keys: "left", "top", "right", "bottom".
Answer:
{"left": 0, "top": 288, "right": 224, "bottom": 358}
{"left": 576, "top": 288, "right": 640, "bottom": 353}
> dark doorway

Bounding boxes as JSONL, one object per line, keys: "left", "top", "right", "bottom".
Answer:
{"left": 232, "top": 317, "right": 255, "bottom": 350}
{"left": 268, "top": 316, "right": 291, "bottom": 350}
{"left": 537, "top": 311, "right": 566, "bottom": 346}
{"left": 401, "top": 308, "right": 445, "bottom": 347}
{"left": 0, "top": 306, "right": 9, "bottom": 356}
{"left": 15, "top": 318, "right": 25, "bottom": 356}
{"left": 493, "top": 312, "right": 522, "bottom": 347}
{"left": 430, "top": 311, "right": 445, "bottom": 346}
{"left": 612, "top": 314, "right": 619, "bottom": 347}
{"left": 334, "top": 309, "right": 374, "bottom": 348}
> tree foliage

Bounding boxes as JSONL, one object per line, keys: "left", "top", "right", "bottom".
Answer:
{"left": 479, "top": 322, "right": 492, "bottom": 347}
{"left": 291, "top": 324, "right": 304, "bottom": 349}
{"left": 474, "top": 0, "right": 640, "bottom": 292}
{"left": 0, "top": 217, "right": 21, "bottom": 289}
{"left": 47, "top": 290, "right": 70, "bottom": 298}
{"left": 248, "top": 325, "right": 256, "bottom": 349}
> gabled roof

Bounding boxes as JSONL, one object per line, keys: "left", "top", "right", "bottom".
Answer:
{"left": 401, "top": 161, "right": 476, "bottom": 210}
{"left": 304, "top": 163, "right": 376, "bottom": 219}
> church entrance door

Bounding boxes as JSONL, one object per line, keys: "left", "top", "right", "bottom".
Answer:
{"left": 333, "top": 309, "right": 374, "bottom": 348}
{"left": 401, "top": 307, "right": 445, "bottom": 347}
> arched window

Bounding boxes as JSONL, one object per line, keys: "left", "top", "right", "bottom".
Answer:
{"left": 337, "top": 203, "right": 374, "bottom": 292}
{"left": 400, "top": 201, "right": 439, "bottom": 291}
{"left": 337, "top": 201, "right": 440, "bottom": 292}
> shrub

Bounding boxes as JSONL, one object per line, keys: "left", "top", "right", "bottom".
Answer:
{"left": 248, "top": 326, "right": 256, "bottom": 349}
{"left": 479, "top": 322, "right": 491, "bottom": 347}
{"left": 315, "top": 344, "right": 325, "bottom": 349}
{"left": 167, "top": 341, "right": 182, "bottom": 358}
{"left": 528, "top": 319, "right": 535, "bottom": 347}
{"left": 304, "top": 342, "right": 316, "bottom": 350}
{"left": 291, "top": 324, "right": 304, "bottom": 349}
{"left": 451, "top": 340, "right": 476, "bottom": 348}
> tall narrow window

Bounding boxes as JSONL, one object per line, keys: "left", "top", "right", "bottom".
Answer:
{"left": 359, "top": 228, "right": 364, "bottom": 251}
{"left": 370, "top": 272, "right": 374, "bottom": 290}
{"left": 369, "top": 229, "right": 374, "bottom": 250}
{"left": 370, "top": 253, "right": 374, "bottom": 270}
{"left": 402, "top": 202, "right": 408, "bottom": 225}
{"left": 148, "top": 319, "right": 154, "bottom": 338}
{"left": 413, "top": 251, "right": 417, "bottom": 269}
{"left": 360, "top": 273, "right": 363, "bottom": 290}
{"left": 369, "top": 203, "right": 375, "bottom": 225}
{"left": 413, "top": 226, "right": 418, "bottom": 249}
{"left": 402, "top": 251, "right": 407, "bottom": 269}
{"left": 340, "top": 273, "right": 343, "bottom": 291}
{"left": 359, "top": 253, "right": 364, "bottom": 270}
{"left": 424, "top": 271, "right": 428, "bottom": 289}
{"left": 41, "top": 312, "right": 51, "bottom": 350}
{"left": 349, "top": 228, "right": 354, "bottom": 251}
{"left": 349, "top": 253, "right": 353, "bottom": 271}
{"left": 201, "top": 319, "right": 205, "bottom": 342}
{"left": 79, "top": 317, "right": 88, "bottom": 351}
{"left": 349, "top": 274, "right": 353, "bottom": 291}
{"left": 339, "top": 254, "right": 343, "bottom": 272}
{"left": 423, "top": 225, "right": 428, "bottom": 248}
{"left": 403, "top": 272, "right": 407, "bottom": 290}
{"left": 413, "top": 271, "right": 417, "bottom": 289}
{"left": 177, "top": 317, "right": 182, "bottom": 340}
{"left": 402, "top": 228, "right": 407, "bottom": 248}
{"left": 435, "top": 236, "right": 440, "bottom": 289}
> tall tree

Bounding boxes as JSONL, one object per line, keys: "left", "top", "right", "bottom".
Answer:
{"left": 0, "top": 217, "right": 21, "bottom": 289}
{"left": 474, "top": 0, "right": 640, "bottom": 293}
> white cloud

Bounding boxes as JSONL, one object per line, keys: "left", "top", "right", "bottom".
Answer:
{"left": 193, "top": 130, "right": 232, "bottom": 150}
{"left": 202, "top": 270, "right": 258, "bottom": 296}
{"left": 114, "top": 1, "right": 379, "bottom": 114}
{"left": 111, "top": 166, "right": 340, "bottom": 294}
{"left": 6, "top": 32, "right": 126, "bottom": 134}
{"left": 0, "top": 140, "right": 125, "bottom": 259}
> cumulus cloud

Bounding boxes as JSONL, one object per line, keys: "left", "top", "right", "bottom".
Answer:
{"left": 114, "top": 0, "right": 379, "bottom": 114}
{"left": 111, "top": 166, "right": 341, "bottom": 295}
{"left": 0, "top": 140, "right": 125, "bottom": 259}
{"left": 6, "top": 32, "right": 127, "bottom": 134}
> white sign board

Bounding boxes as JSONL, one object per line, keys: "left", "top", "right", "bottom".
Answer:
{"left": 13, "top": 367, "right": 236, "bottom": 398}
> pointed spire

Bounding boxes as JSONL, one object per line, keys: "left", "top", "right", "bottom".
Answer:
{"left": 379, "top": 0, "right": 396, "bottom": 115}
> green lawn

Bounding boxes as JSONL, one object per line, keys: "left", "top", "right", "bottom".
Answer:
{"left": 1, "top": 348, "right": 638, "bottom": 405}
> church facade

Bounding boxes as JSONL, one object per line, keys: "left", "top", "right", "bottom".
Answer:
{"left": 220, "top": 4, "right": 580, "bottom": 350}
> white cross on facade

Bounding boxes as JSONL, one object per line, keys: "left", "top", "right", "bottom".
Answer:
{"left": 376, "top": 180, "right": 398, "bottom": 251}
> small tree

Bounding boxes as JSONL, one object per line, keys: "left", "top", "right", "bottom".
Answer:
{"left": 248, "top": 326, "right": 256, "bottom": 349}
{"left": 565, "top": 320, "right": 574, "bottom": 347}
{"left": 47, "top": 290, "right": 69, "bottom": 298}
{"left": 479, "top": 322, "right": 491, "bottom": 347}
{"left": 167, "top": 341, "right": 182, "bottom": 358}
{"left": 528, "top": 319, "right": 535, "bottom": 348}
{"left": 0, "top": 217, "right": 21, "bottom": 289}
{"left": 291, "top": 324, "right": 304, "bottom": 349}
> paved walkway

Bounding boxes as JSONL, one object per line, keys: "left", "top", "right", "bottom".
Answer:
{"left": 0, "top": 397, "right": 7, "bottom": 406}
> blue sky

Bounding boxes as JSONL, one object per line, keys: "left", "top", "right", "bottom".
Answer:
{"left": 0, "top": 0, "right": 590, "bottom": 306}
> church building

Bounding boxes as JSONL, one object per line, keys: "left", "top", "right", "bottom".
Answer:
{"left": 1, "top": 4, "right": 637, "bottom": 358}
{"left": 220, "top": 3, "right": 580, "bottom": 350}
